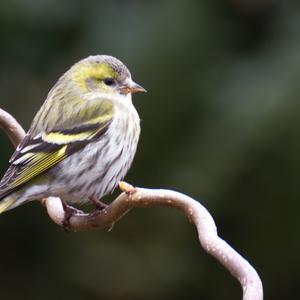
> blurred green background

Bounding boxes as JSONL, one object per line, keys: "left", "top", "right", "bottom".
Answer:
{"left": 0, "top": 0, "right": 299, "bottom": 299}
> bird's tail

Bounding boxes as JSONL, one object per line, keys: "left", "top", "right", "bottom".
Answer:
{"left": 0, "top": 194, "right": 18, "bottom": 214}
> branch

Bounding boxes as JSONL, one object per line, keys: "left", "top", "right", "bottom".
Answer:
{"left": 0, "top": 108, "right": 263, "bottom": 300}
{"left": 0, "top": 108, "right": 26, "bottom": 147}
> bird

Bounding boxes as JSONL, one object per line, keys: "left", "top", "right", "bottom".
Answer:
{"left": 0, "top": 55, "right": 145, "bottom": 218}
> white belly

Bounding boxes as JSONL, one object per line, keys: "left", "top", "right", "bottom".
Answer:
{"left": 50, "top": 103, "right": 140, "bottom": 204}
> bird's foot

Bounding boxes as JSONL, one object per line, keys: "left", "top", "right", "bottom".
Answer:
{"left": 90, "top": 197, "right": 107, "bottom": 212}
{"left": 61, "top": 201, "right": 84, "bottom": 231}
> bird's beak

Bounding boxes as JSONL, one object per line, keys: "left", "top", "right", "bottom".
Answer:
{"left": 121, "top": 79, "right": 147, "bottom": 95}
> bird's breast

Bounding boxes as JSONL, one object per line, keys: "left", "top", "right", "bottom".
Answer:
{"left": 51, "top": 102, "right": 140, "bottom": 204}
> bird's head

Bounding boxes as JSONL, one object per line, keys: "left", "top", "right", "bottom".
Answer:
{"left": 70, "top": 55, "right": 146, "bottom": 98}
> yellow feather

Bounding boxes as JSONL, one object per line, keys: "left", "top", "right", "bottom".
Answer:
{"left": 44, "top": 131, "right": 93, "bottom": 144}
{"left": 11, "top": 145, "right": 67, "bottom": 188}
{"left": 72, "top": 62, "right": 117, "bottom": 92}
{"left": 0, "top": 197, "right": 15, "bottom": 214}
{"left": 41, "top": 100, "right": 114, "bottom": 144}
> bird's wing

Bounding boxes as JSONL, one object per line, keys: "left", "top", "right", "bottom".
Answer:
{"left": 0, "top": 98, "right": 114, "bottom": 200}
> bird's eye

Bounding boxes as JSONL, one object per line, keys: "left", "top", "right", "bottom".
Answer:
{"left": 104, "top": 78, "right": 116, "bottom": 86}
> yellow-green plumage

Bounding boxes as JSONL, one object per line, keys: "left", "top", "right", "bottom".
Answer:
{"left": 0, "top": 55, "right": 145, "bottom": 213}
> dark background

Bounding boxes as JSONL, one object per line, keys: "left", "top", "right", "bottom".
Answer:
{"left": 0, "top": 0, "right": 299, "bottom": 299}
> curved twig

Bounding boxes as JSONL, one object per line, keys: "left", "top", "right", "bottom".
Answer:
{"left": 0, "top": 108, "right": 26, "bottom": 147}
{"left": 0, "top": 108, "right": 263, "bottom": 300}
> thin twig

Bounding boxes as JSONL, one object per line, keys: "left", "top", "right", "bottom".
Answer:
{"left": 0, "top": 108, "right": 263, "bottom": 300}
{"left": 0, "top": 108, "right": 26, "bottom": 147}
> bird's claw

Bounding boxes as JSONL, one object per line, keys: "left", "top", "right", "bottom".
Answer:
{"left": 90, "top": 197, "right": 107, "bottom": 212}
{"left": 62, "top": 203, "right": 84, "bottom": 231}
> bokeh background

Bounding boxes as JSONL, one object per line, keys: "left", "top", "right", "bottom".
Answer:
{"left": 0, "top": 0, "right": 299, "bottom": 299}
